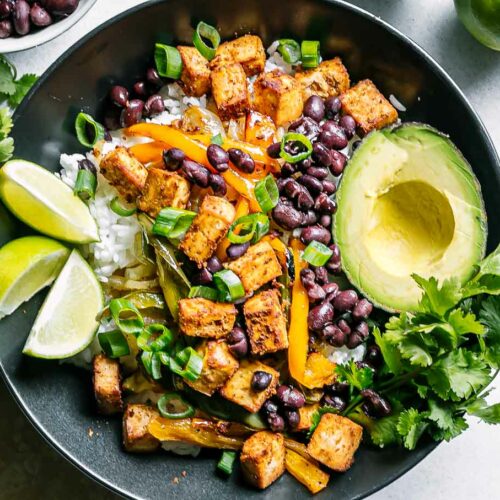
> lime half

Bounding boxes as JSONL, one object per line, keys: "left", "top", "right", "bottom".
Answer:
{"left": 0, "top": 236, "right": 70, "bottom": 319}
{"left": 0, "top": 159, "right": 99, "bottom": 244}
{"left": 23, "top": 249, "right": 104, "bottom": 359}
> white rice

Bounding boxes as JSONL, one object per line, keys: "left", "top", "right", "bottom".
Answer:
{"left": 389, "top": 94, "right": 407, "bottom": 112}
{"left": 321, "top": 344, "right": 366, "bottom": 365}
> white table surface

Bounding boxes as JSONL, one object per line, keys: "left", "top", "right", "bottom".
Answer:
{"left": 4, "top": 0, "right": 500, "bottom": 499}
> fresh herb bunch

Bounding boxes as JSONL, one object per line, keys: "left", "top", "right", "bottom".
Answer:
{"left": 315, "top": 244, "right": 500, "bottom": 449}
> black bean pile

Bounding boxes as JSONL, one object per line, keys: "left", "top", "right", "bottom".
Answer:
{"left": 0, "top": 0, "right": 79, "bottom": 38}
{"left": 261, "top": 384, "right": 306, "bottom": 431}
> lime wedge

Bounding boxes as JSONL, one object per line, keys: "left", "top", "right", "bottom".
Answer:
{"left": 23, "top": 249, "right": 104, "bottom": 359}
{"left": 0, "top": 236, "right": 70, "bottom": 319}
{"left": 0, "top": 159, "right": 99, "bottom": 243}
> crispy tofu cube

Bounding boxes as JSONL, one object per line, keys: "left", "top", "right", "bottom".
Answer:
{"left": 122, "top": 404, "right": 160, "bottom": 453}
{"left": 253, "top": 70, "right": 303, "bottom": 126}
{"left": 210, "top": 35, "right": 266, "bottom": 77}
{"left": 185, "top": 340, "right": 239, "bottom": 396}
{"left": 137, "top": 168, "right": 190, "bottom": 218}
{"left": 220, "top": 359, "right": 279, "bottom": 412}
{"left": 295, "top": 57, "right": 350, "bottom": 100}
{"left": 296, "top": 404, "right": 320, "bottom": 432}
{"left": 211, "top": 62, "right": 250, "bottom": 120}
{"left": 225, "top": 240, "right": 282, "bottom": 294}
{"left": 92, "top": 353, "right": 123, "bottom": 415}
{"left": 177, "top": 45, "right": 211, "bottom": 97}
{"left": 340, "top": 79, "right": 398, "bottom": 136}
{"left": 241, "top": 431, "right": 286, "bottom": 489}
{"left": 178, "top": 298, "right": 237, "bottom": 338}
{"left": 307, "top": 414, "right": 363, "bottom": 472}
{"left": 180, "top": 195, "right": 236, "bottom": 265}
{"left": 244, "top": 289, "right": 288, "bottom": 355}
{"left": 99, "top": 147, "right": 148, "bottom": 203}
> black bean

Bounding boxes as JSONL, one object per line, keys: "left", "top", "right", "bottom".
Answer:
{"left": 227, "top": 242, "right": 250, "bottom": 259}
{"left": 296, "top": 157, "right": 313, "bottom": 172}
{"left": 133, "top": 81, "right": 148, "bottom": 97}
{"left": 206, "top": 256, "right": 223, "bottom": 274}
{"left": 314, "top": 266, "right": 329, "bottom": 285}
{"left": 296, "top": 188, "right": 315, "bottom": 211}
{"left": 262, "top": 399, "right": 279, "bottom": 415}
{"left": 30, "top": 2, "right": 51, "bottom": 26}
{"left": 319, "top": 214, "right": 331, "bottom": 228}
{"left": 182, "top": 159, "right": 210, "bottom": 187}
{"left": 326, "top": 382, "right": 350, "bottom": 399}
{"left": 277, "top": 178, "right": 288, "bottom": 194}
{"left": 146, "top": 67, "right": 163, "bottom": 87}
{"left": 352, "top": 298, "right": 373, "bottom": 320}
{"left": 320, "top": 122, "right": 348, "bottom": 150}
{"left": 329, "top": 150, "right": 347, "bottom": 176}
{"left": 326, "top": 244, "right": 342, "bottom": 273}
{"left": 267, "top": 413, "right": 285, "bottom": 432}
{"left": 109, "top": 85, "right": 128, "bottom": 108}
{"left": 288, "top": 116, "right": 320, "bottom": 141}
{"left": 251, "top": 371, "right": 273, "bottom": 391}
{"left": 207, "top": 144, "right": 229, "bottom": 168}
{"left": 144, "top": 94, "right": 165, "bottom": 116}
{"left": 13, "top": 0, "right": 30, "bottom": 35}
{"left": 322, "top": 180, "right": 336, "bottom": 195}
{"left": 325, "top": 96, "right": 341, "bottom": 119}
{"left": 308, "top": 302, "right": 334, "bottom": 331}
{"left": 298, "top": 174, "right": 323, "bottom": 196}
{"left": 272, "top": 202, "right": 304, "bottom": 230}
{"left": 300, "top": 268, "right": 316, "bottom": 288}
{"left": 307, "top": 283, "right": 326, "bottom": 303}
{"left": 0, "top": 18, "right": 12, "bottom": 37}
{"left": 0, "top": 0, "right": 12, "bottom": 18}
{"left": 208, "top": 173, "right": 227, "bottom": 196}
{"left": 322, "top": 394, "right": 347, "bottom": 412}
{"left": 312, "top": 142, "right": 332, "bottom": 168}
{"left": 306, "top": 166, "right": 328, "bottom": 180}
{"left": 267, "top": 142, "right": 281, "bottom": 159}
{"left": 323, "top": 324, "right": 346, "bottom": 347}
{"left": 77, "top": 159, "right": 96, "bottom": 176}
{"left": 361, "top": 389, "right": 392, "bottom": 417}
{"left": 339, "top": 114, "right": 356, "bottom": 139}
{"left": 302, "top": 209, "right": 318, "bottom": 226}
{"left": 354, "top": 320, "right": 369, "bottom": 340}
{"left": 303, "top": 95, "right": 325, "bottom": 122}
{"left": 227, "top": 326, "right": 245, "bottom": 344}
{"left": 42, "top": 0, "right": 78, "bottom": 16}
{"left": 228, "top": 148, "right": 255, "bottom": 173}
{"left": 192, "top": 268, "right": 213, "bottom": 286}
{"left": 276, "top": 385, "right": 305, "bottom": 409}
{"left": 227, "top": 327, "right": 248, "bottom": 358}
{"left": 346, "top": 332, "right": 364, "bottom": 349}
{"left": 284, "top": 409, "right": 300, "bottom": 429}
{"left": 323, "top": 282, "right": 340, "bottom": 302}
{"left": 337, "top": 319, "right": 351, "bottom": 335}
{"left": 284, "top": 178, "right": 302, "bottom": 199}
{"left": 163, "top": 148, "right": 185, "bottom": 171}
{"left": 365, "top": 345, "right": 383, "bottom": 369}
{"left": 314, "top": 193, "right": 337, "bottom": 214}
{"left": 280, "top": 162, "right": 295, "bottom": 178}
{"left": 120, "top": 99, "right": 144, "bottom": 127}
{"left": 300, "top": 225, "right": 331, "bottom": 246}
{"left": 333, "top": 290, "right": 358, "bottom": 311}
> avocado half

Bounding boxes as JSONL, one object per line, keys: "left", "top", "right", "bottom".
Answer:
{"left": 333, "top": 123, "right": 487, "bottom": 312}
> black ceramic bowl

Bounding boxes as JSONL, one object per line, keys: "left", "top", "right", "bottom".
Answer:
{"left": 1, "top": 1, "right": 499, "bottom": 499}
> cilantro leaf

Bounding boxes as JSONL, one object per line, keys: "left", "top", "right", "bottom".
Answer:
{"left": 396, "top": 408, "right": 429, "bottom": 450}
{"left": 335, "top": 359, "right": 373, "bottom": 390}
{"left": 467, "top": 402, "right": 500, "bottom": 424}
{"left": 0, "top": 107, "right": 12, "bottom": 138}
{"left": 0, "top": 56, "right": 16, "bottom": 96}
{"left": 369, "top": 412, "right": 402, "bottom": 447}
{"left": 427, "top": 399, "right": 455, "bottom": 429}
{"left": 412, "top": 274, "right": 462, "bottom": 318}
{"left": 8, "top": 73, "right": 37, "bottom": 108}
{"left": 0, "top": 136, "right": 14, "bottom": 162}
{"left": 373, "top": 326, "right": 402, "bottom": 375}
{"left": 307, "top": 406, "right": 339, "bottom": 437}
{"left": 479, "top": 296, "right": 500, "bottom": 368}
{"left": 398, "top": 333, "right": 434, "bottom": 366}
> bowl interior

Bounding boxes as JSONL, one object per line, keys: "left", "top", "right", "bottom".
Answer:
{"left": 1, "top": 0, "right": 499, "bottom": 499}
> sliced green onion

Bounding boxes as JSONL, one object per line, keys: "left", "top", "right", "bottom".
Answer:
{"left": 158, "top": 351, "right": 171, "bottom": 366}
{"left": 301, "top": 40, "right": 320, "bottom": 69}
{"left": 75, "top": 112, "right": 105, "bottom": 148}
{"left": 157, "top": 393, "right": 195, "bottom": 419}
{"left": 302, "top": 241, "right": 333, "bottom": 267}
{"left": 98, "top": 330, "right": 130, "bottom": 358}
{"left": 110, "top": 197, "right": 136, "bottom": 217}
{"left": 277, "top": 39, "right": 301, "bottom": 64}
{"left": 170, "top": 347, "right": 203, "bottom": 381}
{"left": 152, "top": 207, "right": 196, "bottom": 239}
{"left": 227, "top": 213, "right": 270, "bottom": 244}
{"left": 141, "top": 351, "right": 163, "bottom": 380}
{"left": 188, "top": 286, "right": 219, "bottom": 301}
{"left": 109, "top": 298, "right": 144, "bottom": 335}
{"left": 193, "top": 21, "right": 220, "bottom": 60}
{"left": 254, "top": 175, "right": 279, "bottom": 212}
{"left": 217, "top": 451, "right": 237, "bottom": 475}
{"left": 150, "top": 327, "right": 175, "bottom": 352}
{"left": 279, "top": 132, "right": 313, "bottom": 164}
{"left": 154, "top": 43, "right": 183, "bottom": 79}
{"left": 74, "top": 169, "right": 96, "bottom": 201}
{"left": 211, "top": 133, "right": 223, "bottom": 145}
{"left": 137, "top": 324, "right": 175, "bottom": 352}
{"left": 213, "top": 269, "right": 245, "bottom": 302}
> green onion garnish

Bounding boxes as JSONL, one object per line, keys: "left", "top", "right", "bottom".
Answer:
{"left": 109, "top": 298, "right": 144, "bottom": 335}
{"left": 152, "top": 207, "right": 197, "bottom": 239}
{"left": 213, "top": 269, "right": 245, "bottom": 302}
{"left": 279, "top": 132, "right": 313, "bottom": 164}
{"left": 98, "top": 330, "right": 130, "bottom": 358}
{"left": 188, "top": 286, "right": 219, "bottom": 301}
{"left": 301, "top": 40, "right": 320, "bottom": 68}
{"left": 254, "top": 174, "right": 279, "bottom": 212}
{"left": 277, "top": 39, "right": 301, "bottom": 64}
{"left": 170, "top": 347, "right": 203, "bottom": 381}
{"left": 154, "top": 43, "right": 183, "bottom": 79}
{"left": 302, "top": 241, "right": 333, "bottom": 267}
{"left": 227, "top": 213, "right": 270, "bottom": 244}
{"left": 157, "top": 393, "right": 196, "bottom": 419}
{"left": 193, "top": 21, "right": 220, "bottom": 60}
{"left": 74, "top": 112, "right": 105, "bottom": 148}
{"left": 217, "top": 451, "right": 237, "bottom": 475}
{"left": 211, "top": 133, "right": 224, "bottom": 145}
{"left": 73, "top": 169, "right": 96, "bottom": 201}
{"left": 110, "top": 196, "right": 137, "bottom": 217}
{"left": 141, "top": 351, "right": 163, "bottom": 380}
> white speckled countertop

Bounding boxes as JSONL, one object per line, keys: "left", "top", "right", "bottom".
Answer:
{"left": 1, "top": 0, "right": 499, "bottom": 499}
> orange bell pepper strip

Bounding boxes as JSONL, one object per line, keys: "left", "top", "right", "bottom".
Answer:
{"left": 285, "top": 448, "right": 330, "bottom": 494}
{"left": 302, "top": 352, "right": 336, "bottom": 389}
{"left": 129, "top": 141, "right": 167, "bottom": 164}
{"left": 215, "top": 197, "right": 249, "bottom": 262}
{"left": 288, "top": 239, "right": 309, "bottom": 385}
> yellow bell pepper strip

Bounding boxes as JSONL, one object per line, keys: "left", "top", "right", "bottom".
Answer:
{"left": 215, "top": 197, "right": 249, "bottom": 262}
{"left": 129, "top": 140, "right": 168, "bottom": 164}
{"left": 285, "top": 448, "right": 330, "bottom": 494}
{"left": 302, "top": 352, "right": 336, "bottom": 389}
{"left": 288, "top": 239, "right": 309, "bottom": 385}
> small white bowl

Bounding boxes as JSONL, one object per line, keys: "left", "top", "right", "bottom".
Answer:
{"left": 0, "top": 0, "right": 97, "bottom": 53}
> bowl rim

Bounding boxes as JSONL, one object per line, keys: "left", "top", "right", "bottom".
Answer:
{"left": 2, "top": 0, "right": 499, "bottom": 498}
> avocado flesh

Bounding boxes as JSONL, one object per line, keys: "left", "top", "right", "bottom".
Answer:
{"left": 334, "top": 123, "right": 487, "bottom": 312}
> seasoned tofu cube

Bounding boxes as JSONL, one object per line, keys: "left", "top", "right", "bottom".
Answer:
{"left": 186, "top": 340, "right": 239, "bottom": 395}
{"left": 180, "top": 195, "right": 236, "bottom": 265}
{"left": 210, "top": 35, "right": 266, "bottom": 77}
{"left": 177, "top": 45, "right": 211, "bottom": 97}
{"left": 137, "top": 168, "right": 190, "bottom": 218}
{"left": 240, "top": 431, "right": 286, "bottom": 489}
{"left": 244, "top": 289, "right": 288, "bottom": 355}
{"left": 122, "top": 404, "right": 160, "bottom": 453}
{"left": 99, "top": 147, "right": 148, "bottom": 203}
{"left": 225, "top": 240, "right": 282, "bottom": 294}
{"left": 178, "top": 298, "right": 237, "bottom": 338}
{"left": 307, "top": 414, "right": 363, "bottom": 471}
{"left": 340, "top": 79, "right": 398, "bottom": 136}
{"left": 253, "top": 70, "right": 303, "bottom": 126}
{"left": 296, "top": 404, "right": 320, "bottom": 432}
{"left": 295, "top": 57, "right": 350, "bottom": 100}
{"left": 211, "top": 62, "right": 249, "bottom": 120}
{"left": 92, "top": 353, "right": 123, "bottom": 415}
{"left": 220, "top": 359, "right": 279, "bottom": 412}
